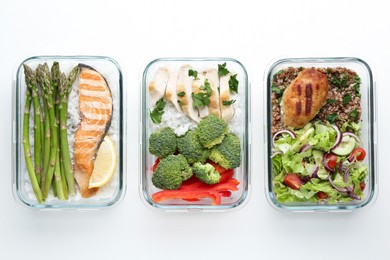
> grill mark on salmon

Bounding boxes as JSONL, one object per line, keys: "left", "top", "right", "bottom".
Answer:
{"left": 74, "top": 64, "right": 113, "bottom": 198}
{"left": 305, "top": 83, "right": 313, "bottom": 116}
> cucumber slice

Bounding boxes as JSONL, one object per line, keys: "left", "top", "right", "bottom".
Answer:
{"left": 331, "top": 135, "right": 356, "bottom": 156}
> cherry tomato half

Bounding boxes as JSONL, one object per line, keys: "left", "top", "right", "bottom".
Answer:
{"left": 350, "top": 148, "right": 366, "bottom": 161}
{"left": 317, "top": 191, "right": 328, "bottom": 200}
{"left": 325, "top": 153, "right": 338, "bottom": 170}
{"left": 284, "top": 173, "right": 302, "bottom": 190}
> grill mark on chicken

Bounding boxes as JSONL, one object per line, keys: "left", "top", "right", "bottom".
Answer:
{"left": 296, "top": 101, "right": 302, "bottom": 115}
{"left": 305, "top": 83, "right": 313, "bottom": 116}
{"left": 296, "top": 84, "right": 301, "bottom": 96}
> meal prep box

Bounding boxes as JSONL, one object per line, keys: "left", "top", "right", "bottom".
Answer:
{"left": 264, "top": 57, "right": 377, "bottom": 212}
{"left": 140, "top": 58, "right": 251, "bottom": 212}
{"left": 12, "top": 56, "right": 126, "bottom": 209}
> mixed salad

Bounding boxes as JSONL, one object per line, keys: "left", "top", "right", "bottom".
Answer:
{"left": 272, "top": 121, "right": 367, "bottom": 203}
{"left": 271, "top": 67, "right": 368, "bottom": 203}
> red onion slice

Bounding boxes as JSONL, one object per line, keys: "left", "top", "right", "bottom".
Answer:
{"left": 330, "top": 125, "right": 342, "bottom": 150}
{"left": 272, "top": 129, "right": 296, "bottom": 147}
{"left": 343, "top": 132, "right": 362, "bottom": 145}
{"left": 338, "top": 160, "right": 344, "bottom": 173}
{"left": 343, "top": 169, "right": 350, "bottom": 183}
{"left": 348, "top": 191, "right": 361, "bottom": 200}
{"left": 311, "top": 165, "right": 319, "bottom": 178}
{"left": 328, "top": 174, "right": 348, "bottom": 193}
{"left": 322, "top": 153, "right": 335, "bottom": 172}
{"left": 271, "top": 150, "right": 283, "bottom": 158}
{"left": 299, "top": 144, "right": 312, "bottom": 153}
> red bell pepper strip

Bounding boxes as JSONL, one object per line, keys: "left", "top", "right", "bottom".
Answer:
{"left": 179, "top": 169, "right": 235, "bottom": 191}
{"left": 182, "top": 198, "right": 200, "bottom": 202}
{"left": 219, "top": 191, "right": 232, "bottom": 197}
{"left": 219, "top": 169, "right": 234, "bottom": 183}
{"left": 152, "top": 158, "right": 160, "bottom": 172}
{"left": 181, "top": 175, "right": 200, "bottom": 186}
{"left": 180, "top": 178, "right": 239, "bottom": 192}
{"left": 208, "top": 181, "right": 239, "bottom": 192}
{"left": 227, "top": 178, "right": 240, "bottom": 186}
{"left": 152, "top": 190, "right": 221, "bottom": 205}
{"left": 207, "top": 161, "right": 227, "bottom": 174}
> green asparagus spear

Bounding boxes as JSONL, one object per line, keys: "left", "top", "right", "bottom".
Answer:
{"left": 36, "top": 64, "right": 51, "bottom": 190}
{"left": 54, "top": 148, "right": 65, "bottom": 200}
{"left": 60, "top": 156, "right": 69, "bottom": 199}
{"left": 38, "top": 63, "right": 59, "bottom": 200}
{"left": 22, "top": 66, "right": 43, "bottom": 203}
{"left": 23, "top": 64, "right": 43, "bottom": 185}
{"left": 59, "top": 66, "right": 78, "bottom": 195}
{"left": 51, "top": 62, "right": 67, "bottom": 200}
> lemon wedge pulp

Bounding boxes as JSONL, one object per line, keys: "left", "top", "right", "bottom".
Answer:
{"left": 89, "top": 135, "right": 117, "bottom": 188}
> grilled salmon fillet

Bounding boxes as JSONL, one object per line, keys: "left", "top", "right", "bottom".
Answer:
{"left": 74, "top": 64, "right": 113, "bottom": 198}
{"left": 281, "top": 69, "right": 328, "bottom": 128}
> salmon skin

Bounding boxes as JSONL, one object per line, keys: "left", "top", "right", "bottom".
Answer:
{"left": 74, "top": 64, "right": 113, "bottom": 198}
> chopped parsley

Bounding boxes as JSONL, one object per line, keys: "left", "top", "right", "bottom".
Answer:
{"left": 326, "top": 113, "right": 338, "bottom": 123}
{"left": 192, "top": 79, "right": 212, "bottom": 108}
{"left": 223, "top": 99, "right": 236, "bottom": 106}
{"left": 353, "top": 75, "right": 361, "bottom": 95}
{"left": 218, "top": 63, "right": 229, "bottom": 76}
{"left": 200, "top": 79, "right": 212, "bottom": 95}
{"left": 177, "top": 91, "right": 185, "bottom": 97}
{"left": 192, "top": 92, "right": 210, "bottom": 107}
{"left": 188, "top": 69, "right": 198, "bottom": 79}
{"left": 330, "top": 74, "right": 348, "bottom": 88}
{"left": 229, "top": 74, "right": 239, "bottom": 94}
{"left": 326, "top": 99, "right": 336, "bottom": 104}
{"left": 349, "top": 109, "right": 359, "bottom": 120}
{"left": 343, "top": 93, "right": 352, "bottom": 105}
{"left": 272, "top": 84, "right": 284, "bottom": 95}
{"left": 150, "top": 98, "right": 166, "bottom": 124}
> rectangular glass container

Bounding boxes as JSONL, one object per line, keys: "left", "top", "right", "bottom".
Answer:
{"left": 264, "top": 57, "right": 377, "bottom": 212}
{"left": 12, "top": 56, "right": 126, "bottom": 210}
{"left": 140, "top": 58, "right": 250, "bottom": 212}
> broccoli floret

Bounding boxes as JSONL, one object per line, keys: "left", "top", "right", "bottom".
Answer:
{"left": 152, "top": 154, "right": 192, "bottom": 190}
{"left": 196, "top": 114, "right": 229, "bottom": 148}
{"left": 149, "top": 127, "right": 177, "bottom": 158}
{"left": 177, "top": 130, "right": 210, "bottom": 164}
{"left": 192, "top": 162, "right": 221, "bottom": 184}
{"left": 209, "top": 133, "right": 241, "bottom": 169}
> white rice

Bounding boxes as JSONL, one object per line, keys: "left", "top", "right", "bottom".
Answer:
{"left": 23, "top": 60, "right": 120, "bottom": 204}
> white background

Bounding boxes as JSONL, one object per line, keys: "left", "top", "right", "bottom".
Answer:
{"left": 1, "top": 0, "right": 389, "bottom": 259}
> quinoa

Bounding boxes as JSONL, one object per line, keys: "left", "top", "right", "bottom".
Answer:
{"left": 271, "top": 67, "right": 362, "bottom": 135}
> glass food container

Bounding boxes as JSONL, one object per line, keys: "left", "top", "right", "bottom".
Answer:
{"left": 12, "top": 56, "right": 126, "bottom": 210}
{"left": 264, "top": 57, "right": 377, "bottom": 212}
{"left": 140, "top": 58, "right": 251, "bottom": 212}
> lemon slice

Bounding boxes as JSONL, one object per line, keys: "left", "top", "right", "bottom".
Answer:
{"left": 89, "top": 135, "right": 117, "bottom": 188}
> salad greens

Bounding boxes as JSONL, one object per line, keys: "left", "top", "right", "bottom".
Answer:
{"left": 272, "top": 121, "right": 367, "bottom": 203}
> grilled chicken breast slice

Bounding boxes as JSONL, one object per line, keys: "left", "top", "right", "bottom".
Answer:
{"left": 177, "top": 65, "right": 201, "bottom": 122}
{"left": 165, "top": 71, "right": 182, "bottom": 112}
{"left": 219, "top": 73, "right": 234, "bottom": 122}
{"left": 148, "top": 67, "right": 169, "bottom": 105}
{"left": 192, "top": 72, "right": 209, "bottom": 118}
{"left": 204, "top": 69, "right": 221, "bottom": 118}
